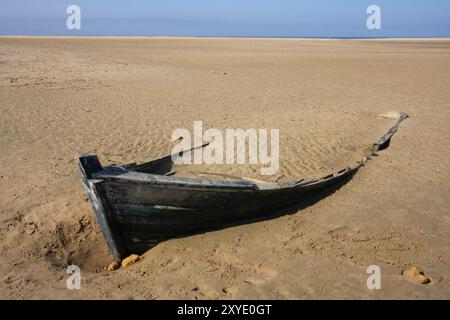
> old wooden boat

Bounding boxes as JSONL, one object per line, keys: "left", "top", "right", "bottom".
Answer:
{"left": 78, "top": 113, "right": 408, "bottom": 260}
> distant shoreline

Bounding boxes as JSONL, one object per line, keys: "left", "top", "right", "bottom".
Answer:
{"left": 1, "top": 35, "right": 449, "bottom": 41}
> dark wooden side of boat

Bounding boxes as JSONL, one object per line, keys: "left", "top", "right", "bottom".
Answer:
{"left": 78, "top": 156, "right": 127, "bottom": 260}
{"left": 78, "top": 158, "right": 357, "bottom": 260}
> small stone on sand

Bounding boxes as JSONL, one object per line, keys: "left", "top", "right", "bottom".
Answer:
{"left": 222, "top": 287, "right": 238, "bottom": 294}
{"left": 122, "top": 254, "right": 141, "bottom": 267}
{"left": 403, "top": 266, "right": 431, "bottom": 284}
{"left": 108, "top": 155, "right": 123, "bottom": 163}
{"left": 107, "top": 260, "right": 120, "bottom": 272}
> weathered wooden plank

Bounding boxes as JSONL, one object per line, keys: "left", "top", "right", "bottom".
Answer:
{"left": 103, "top": 181, "right": 258, "bottom": 209}
{"left": 94, "top": 167, "right": 259, "bottom": 189}
{"left": 376, "top": 112, "right": 408, "bottom": 150}
{"left": 78, "top": 155, "right": 128, "bottom": 260}
{"left": 126, "top": 143, "right": 210, "bottom": 173}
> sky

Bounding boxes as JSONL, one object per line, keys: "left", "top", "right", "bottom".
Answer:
{"left": 0, "top": 0, "right": 449, "bottom": 37}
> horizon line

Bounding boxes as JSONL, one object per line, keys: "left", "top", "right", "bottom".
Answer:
{"left": 1, "top": 35, "right": 450, "bottom": 40}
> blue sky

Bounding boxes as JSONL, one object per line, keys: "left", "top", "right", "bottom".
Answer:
{"left": 0, "top": 0, "right": 449, "bottom": 37}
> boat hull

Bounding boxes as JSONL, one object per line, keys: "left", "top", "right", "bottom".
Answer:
{"left": 78, "top": 113, "right": 408, "bottom": 260}
{"left": 79, "top": 156, "right": 356, "bottom": 260}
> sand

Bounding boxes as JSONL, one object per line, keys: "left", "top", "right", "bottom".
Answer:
{"left": 0, "top": 37, "right": 449, "bottom": 299}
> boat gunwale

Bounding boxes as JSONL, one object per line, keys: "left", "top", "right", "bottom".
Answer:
{"left": 89, "top": 112, "right": 408, "bottom": 191}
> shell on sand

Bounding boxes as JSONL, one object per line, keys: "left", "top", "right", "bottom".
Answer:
{"left": 377, "top": 111, "right": 404, "bottom": 119}
{"left": 403, "top": 266, "right": 431, "bottom": 284}
{"left": 122, "top": 254, "right": 141, "bottom": 267}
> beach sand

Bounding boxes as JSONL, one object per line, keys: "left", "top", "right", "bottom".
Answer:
{"left": 0, "top": 37, "right": 449, "bottom": 299}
